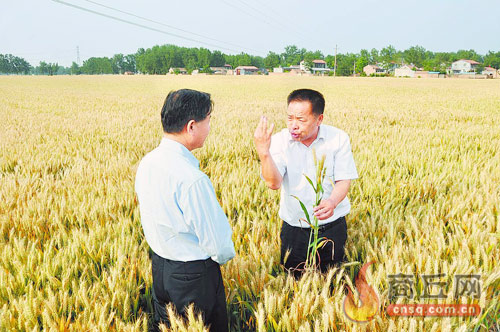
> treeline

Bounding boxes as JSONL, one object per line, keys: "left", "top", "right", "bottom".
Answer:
{"left": 2, "top": 45, "right": 500, "bottom": 76}
{"left": 0, "top": 54, "right": 32, "bottom": 74}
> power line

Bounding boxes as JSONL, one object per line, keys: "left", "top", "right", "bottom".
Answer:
{"left": 52, "top": 0, "right": 253, "bottom": 54}
{"left": 80, "top": 0, "right": 262, "bottom": 54}
{"left": 234, "top": 0, "right": 311, "bottom": 42}
{"left": 218, "top": 0, "right": 289, "bottom": 36}
{"left": 219, "top": 0, "right": 329, "bottom": 54}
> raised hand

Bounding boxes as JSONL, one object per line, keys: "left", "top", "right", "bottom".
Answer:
{"left": 254, "top": 116, "right": 275, "bottom": 156}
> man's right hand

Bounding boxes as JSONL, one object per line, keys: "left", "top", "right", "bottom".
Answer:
{"left": 254, "top": 116, "right": 275, "bottom": 157}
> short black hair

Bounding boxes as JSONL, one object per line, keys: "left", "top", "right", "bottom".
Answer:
{"left": 287, "top": 89, "right": 325, "bottom": 115}
{"left": 161, "top": 89, "right": 213, "bottom": 133}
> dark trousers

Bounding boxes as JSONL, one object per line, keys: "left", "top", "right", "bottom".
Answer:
{"left": 280, "top": 216, "right": 347, "bottom": 278}
{"left": 151, "top": 252, "right": 229, "bottom": 332}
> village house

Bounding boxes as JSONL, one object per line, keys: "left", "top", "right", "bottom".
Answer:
{"left": 482, "top": 66, "right": 498, "bottom": 78}
{"left": 168, "top": 67, "right": 187, "bottom": 75}
{"left": 363, "top": 64, "right": 386, "bottom": 76}
{"left": 394, "top": 64, "right": 415, "bottom": 77}
{"left": 299, "top": 59, "right": 330, "bottom": 74}
{"left": 451, "top": 59, "right": 480, "bottom": 74}
{"left": 234, "top": 65, "right": 259, "bottom": 75}
{"left": 208, "top": 64, "right": 232, "bottom": 75}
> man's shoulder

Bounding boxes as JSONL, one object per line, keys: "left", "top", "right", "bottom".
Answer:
{"left": 321, "top": 124, "right": 350, "bottom": 141}
{"left": 321, "top": 124, "right": 347, "bottom": 136}
{"left": 136, "top": 146, "right": 205, "bottom": 185}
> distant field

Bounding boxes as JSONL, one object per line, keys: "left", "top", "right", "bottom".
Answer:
{"left": 1, "top": 75, "right": 499, "bottom": 331}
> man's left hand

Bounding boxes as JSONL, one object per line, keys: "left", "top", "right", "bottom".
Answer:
{"left": 313, "top": 198, "right": 336, "bottom": 220}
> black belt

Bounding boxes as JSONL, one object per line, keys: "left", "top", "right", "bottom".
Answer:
{"left": 288, "top": 217, "right": 344, "bottom": 232}
{"left": 317, "top": 220, "right": 338, "bottom": 232}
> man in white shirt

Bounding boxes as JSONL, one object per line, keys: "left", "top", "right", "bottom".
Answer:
{"left": 135, "top": 89, "right": 235, "bottom": 332}
{"left": 254, "top": 89, "right": 358, "bottom": 278}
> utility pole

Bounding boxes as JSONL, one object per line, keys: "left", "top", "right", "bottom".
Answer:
{"left": 334, "top": 44, "right": 337, "bottom": 77}
{"left": 353, "top": 59, "right": 356, "bottom": 76}
{"left": 76, "top": 46, "right": 80, "bottom": 66}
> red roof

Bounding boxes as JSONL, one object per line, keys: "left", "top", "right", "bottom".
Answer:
{"left": 312, "top": 59, "right": 326, "bottom": 64}
{"left": 459, "top": 59, "right": 480, "bottom": 65}
{"left": 235, "top": 66, "right": 259, "bottom": 70}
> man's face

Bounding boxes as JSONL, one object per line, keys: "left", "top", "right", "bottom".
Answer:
{"left": 287, "top": 100, "right": 323, "bottom": 146}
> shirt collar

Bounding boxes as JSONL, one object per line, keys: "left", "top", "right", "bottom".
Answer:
{"left": 159, "top": 137, "right": 200, "bottom": 168}
{"left": 288, "top": 124, "right": 326, "bottom": 144}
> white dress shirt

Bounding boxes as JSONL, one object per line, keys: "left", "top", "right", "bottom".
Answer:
{"left": 135, "top": 138, "right": 235, "bottom": 264}
{"left": 269, "top": 124, "right": 359, "bottom": 227}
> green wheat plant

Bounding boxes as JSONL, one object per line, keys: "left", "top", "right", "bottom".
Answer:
{"left": 291, "top": 149, "right": 333, "bottom": 270}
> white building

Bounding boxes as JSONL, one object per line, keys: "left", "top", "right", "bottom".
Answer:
{"left": 394, "top": 65, "right": 415, "bottom": 77}
{"left": 300, "top": 59, "right": 330, "bottom": 74}
{"left": 451, "top": 59, "right": 480, "bottom": 74}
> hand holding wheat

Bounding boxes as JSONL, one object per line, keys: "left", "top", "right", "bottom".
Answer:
{"left": 313, "top": 198, "right": 336, "bottom": 220}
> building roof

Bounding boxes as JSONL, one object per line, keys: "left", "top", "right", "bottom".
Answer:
{"left": 365, "top": 64, "right": 380, "bottom": 69}
{"left": 312, "top": 59, "right": 327, "bottom": 64}
{"left": 235, "top": 66, "right": 259, "bottom": 70}
{"left": 456, "top": 59, "right": 481, "bottom": 65}
{"left": 398, "top": 64, "right": 414, "bottom": 70}
{"left": 484, "top": 66, "right": 496, "bottom": 71}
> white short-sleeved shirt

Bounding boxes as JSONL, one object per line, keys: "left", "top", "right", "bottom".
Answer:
{"left": 269, "top": 124, "right": 358, "bottom": 227}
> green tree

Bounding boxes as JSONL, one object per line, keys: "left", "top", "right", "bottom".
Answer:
{"left": 484, "top": 51, "right": 500, "bottom": 69}
{"left": 404, "top": 45, "right": 427, "bottom": 67}
{"left": 123, "top": 54, "right": 136, "bottom": 73}
{"left": 281, "top": 45, "right": 304, "bottom": 66}
{"left": 70, "top": 62, "right": 81, "bottom": 75}
{"left": 264, "top": 51, "right": 281, "bottom": 69}
{"left": 39, "top": 61, "right": 48, "bottom": 75}
{"left": 370, "top": 48, "right": 379, "bottom": 63}
{"left": 81, "top": 57, "right": 113, "bottom": 74}
{"left": 112, "top": 54, "right": 125, "bottom": 74}
{"left": 210, "top": 50, "right": 225, "bottom": 67}
{"left": 356, "top": 56, "right": 368, "bottom": 74}
{"left": 335, "top": 53, "right": 357, "bottom": 76}
{"left": 455, "top": 49, "right": 481, "bottom": 62}
{"left": 380, "top": 45, "right": 396, "bottom": 69}
{"left": 475, "top": 63, "right": 485, "bottom": 74}
{"left": 47, "top": 63, "right": 59, "bottom": 76}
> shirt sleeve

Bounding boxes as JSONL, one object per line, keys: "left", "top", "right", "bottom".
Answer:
{"left": 334, "top": 132, "right": 359, "bottom": 181}
{"left": 180, "top": 176, "right": 236, "bottom": 265}
{"left": 268, "top": 133, "right": 286, "bottom": 177}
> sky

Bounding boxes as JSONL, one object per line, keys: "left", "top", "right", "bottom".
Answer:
{"left": 2, "top": 0, "right": 499, "bottom": 67}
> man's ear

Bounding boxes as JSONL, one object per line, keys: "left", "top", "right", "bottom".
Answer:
{"left": 186, "top": 119, "right": 196, "bottom": 135}
{"left": 317, "top": 114, "right": 324, "bottom": 124}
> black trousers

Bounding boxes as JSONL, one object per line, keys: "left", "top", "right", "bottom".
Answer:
{"left": 151, "top": 252, "right": 228, "bottom": 332}
{"left": 280, "top": 216, "right": 347, "bottom": 278}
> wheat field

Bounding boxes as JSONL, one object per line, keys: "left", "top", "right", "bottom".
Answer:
{"left": 0, "top": 75, "right": 499, "bottom": 331}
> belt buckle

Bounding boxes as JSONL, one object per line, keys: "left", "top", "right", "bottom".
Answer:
{"left": 318, "top": 221, "right": 333, "bottom": 232}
